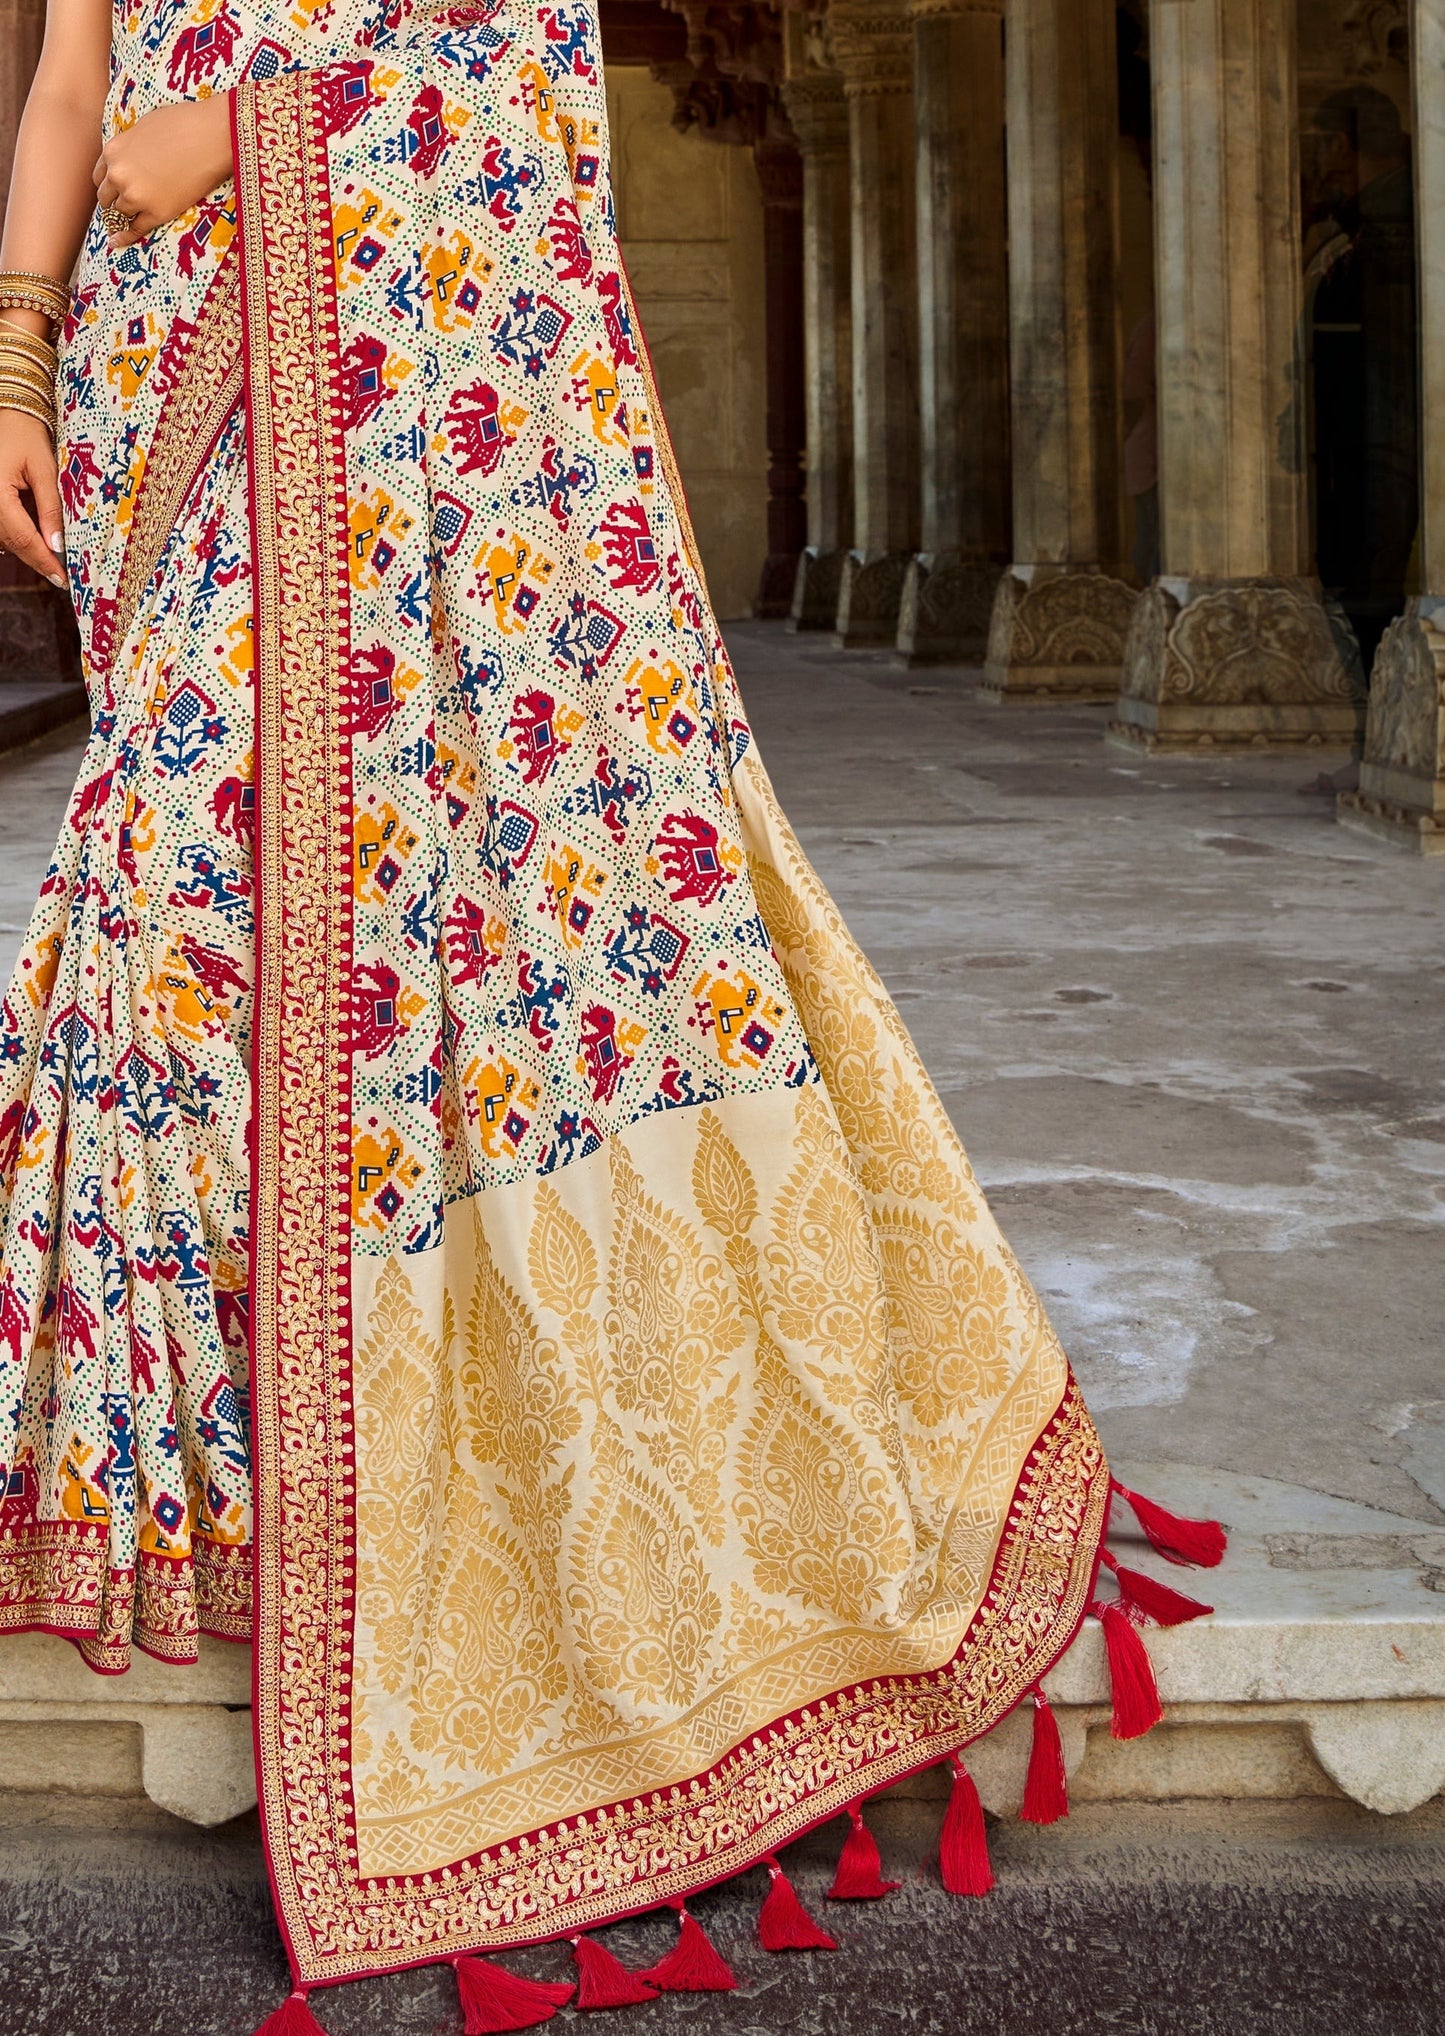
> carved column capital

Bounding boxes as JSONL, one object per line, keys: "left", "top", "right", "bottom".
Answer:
{"left": 823, "top": 3, "right": 915, "bottom": 95}
{"left": 906, "top": 0, "right": 1002, "bottom": 18}
{"left": 779, "top": 70, "right": 849, "bottom": 157}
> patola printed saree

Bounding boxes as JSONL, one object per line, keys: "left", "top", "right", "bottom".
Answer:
{"left": 0, "top": 0, "right": 1222, "bottom": 2017}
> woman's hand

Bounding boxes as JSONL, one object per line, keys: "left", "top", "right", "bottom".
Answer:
{"left": 0, "top": 411, "right": 66, "bottom": 588}
{"left": 94, "top": 96, "right": 234, "bottom": 252}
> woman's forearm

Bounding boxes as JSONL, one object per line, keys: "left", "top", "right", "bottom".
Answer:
{"left": 0, "top": 0, "right": 113, "bottom": 334}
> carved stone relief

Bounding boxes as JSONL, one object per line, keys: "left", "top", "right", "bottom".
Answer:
{"left": 983, "top": 568, "right": 1136, "bottom": 695}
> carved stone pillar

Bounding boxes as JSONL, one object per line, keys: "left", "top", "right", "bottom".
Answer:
{"left": 780, "top": 66, "right": 854, "bottom": 631}
{"left": 826, "top": 1, "right": 921, "bottom": 646}
{"left": 0, "top": 0, "right": 77, "bottom": 682}
{"left": 1111, "top": 0, "right": 1356, "bottom": 751}
{"left": 752, "top": 131, "right": 807, "bottom": 618}
{"left": 896, "top": 0, "right": 1009, "bottom": 665}
{"left": 982, "top": 0, "right": 1134, "bottom": 701}
{"left": 1339, "top": 0, "right": 1445, "bottom": 851}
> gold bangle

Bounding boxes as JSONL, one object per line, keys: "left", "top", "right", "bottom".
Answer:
{"left": 0, "top": 395, "right": 55, "bottom": 417}
{"left": 0, "top": 337, "right": 58, "bottom": 369}
{"left": 0, "top": 336, "right": 58, "bottom": 370}
{"left": 0, "top": 363, "right": 55, "bottom": 393}
{"left": 0, "top": 269, "right": 69, "bottom": 324}
{"left": 0, "top": 347, "right": 57, "bottom": 378}
{"left": 0, "top": 379, "right": 56, "bottom": 410}
{"left": 0, "top": 355, "right": 56, "bottom": 385}
{"left": 0, "top": 393, "right": 57, "bottom": 432}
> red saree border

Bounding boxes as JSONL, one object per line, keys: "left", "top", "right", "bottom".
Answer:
{"left": 233, "top": 69, "right": 356, "bottom": 1988}
{"left": 0, "top": 1524, "right": 252, "bottom": 1673}
{"left": 233, "top": 68, "right": 1110, "bottom": 1992}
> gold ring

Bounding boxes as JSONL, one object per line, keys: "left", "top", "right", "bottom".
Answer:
{"left": 98, "top": 203, "right": 135, "bottom": 235}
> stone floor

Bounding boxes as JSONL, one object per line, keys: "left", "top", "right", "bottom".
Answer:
{"left": 2, "top": 1801, "right": 1442, "bottom": 2036}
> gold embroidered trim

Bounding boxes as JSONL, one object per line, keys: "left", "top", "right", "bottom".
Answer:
{"left": 0, "top": 1526, "right": 254, "bottom": 1669}
{"left": 105, "top": 252, "right": 243, "bottom": 672}
{"left": 238, "top": 66, "right": 357, "bottom": 1981}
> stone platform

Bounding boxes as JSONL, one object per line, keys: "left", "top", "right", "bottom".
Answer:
{"left": 0, "top": 626, "right": 1441, "bottom": 2025}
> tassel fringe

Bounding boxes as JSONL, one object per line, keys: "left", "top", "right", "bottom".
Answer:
{"left": 262, "top": 1485, "right": 1218, "bottom": 2024}
{"left": 758, "top": 1855, "right": 838, "bottom": 1951}
{"left": 1102, "top": 1548, "right": 1213, "bottom": 1626}
{"left": 251, "top": 1992, "right": 328, "bottom": 2036}
{"left": 939, "top": 1753, "right": 993, "bottom": 1896}
{"left": 570, "top": 1933, "right": 659, "bottom": 2010}
{"left": 636, "top": 1900, "right": 737, "bottom": 1994}
{"left": 1094, "top": 1599, "right": 1164, "bottom": 1740}
{"left": 1111, "top": 1480, "right": 1226, "bottom": 1568}
{"left": 1020, "top": 1688, "right": 1069, "bottom": 1825}
{"left": 827, "top": 1801, "right": 900, "bottom": 1900}
{"left": 452, "top": 1955, "right": 575, "bottom": 2032}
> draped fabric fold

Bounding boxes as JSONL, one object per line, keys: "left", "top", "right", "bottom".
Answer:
{"left": 0, "top": 0, "right": 1110, "bottom": 1992}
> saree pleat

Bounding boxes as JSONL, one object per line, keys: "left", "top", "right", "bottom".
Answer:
{"left": 0, "top": 0, "right": 1138, "bottom": 1994}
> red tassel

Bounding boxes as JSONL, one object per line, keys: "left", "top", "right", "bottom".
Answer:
{"left": 251, "top": 1992, "right": 328, "bottom": 2036}
{"left": 1094, "top": 1599, "right": 1164, "bottom": 1740}
{"left": 826, "top": 1801, "right": 900, "bottom": 1900}
{"left": 1112, "top": 1480, "right": 1226, "bottom": 1568}
{"left": 758, "top": 1855, "right": 838, "bottom": 1951}
{"left": 569, "top": 1933, "right": 659, "bottom": 2010}
{"left": 938, "top": 1753, "right": 993, "bottom": 1896}
{"left": 1019, "top": 1688, "right": 1069, "bottom": 1826}
{"left": 452, "top": 1955, "right": 575, "bottom": 2033}
{"left": 636, "top": 1900, "right": 737, "bottom": 1994}
{"left": 1103, "top": 1549, "right": 1213, "bottom": 1626}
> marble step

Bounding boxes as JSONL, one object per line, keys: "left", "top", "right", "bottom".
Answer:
{"left": 0, "top": 1463, "right": 1441, "bottom": 1831}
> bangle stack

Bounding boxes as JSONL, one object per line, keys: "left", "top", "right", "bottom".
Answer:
{"left": 0, "top": 271, "right": 69, "bottom": 438}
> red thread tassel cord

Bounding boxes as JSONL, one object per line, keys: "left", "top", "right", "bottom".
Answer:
{"left": 1101, "top": 1547, "right": 1213, "bottom": 1626}
{"left": 1020, "top": 1688, "right": 1069, "bottom": 1826}
{"left": 452, "top": 1955, "right": 575, "bottom": 2032}
{"left": 636, "top": 1899, "right": 737, "bottom": 1994}
{"left": 758, "top": 1855, "right": 839, "bottom": 1951}
{"left": 251, "top": 1992, "right": 328, "bottom": 2036}
{"left": 569, "top": 1933, "right": 659, "bottom": 2010}
{"left": 1094, "top": 1599, "right": 1165, "bottom": 1740}
{"left": 1111, "top": 1480, "right": 1227, "bottom": 1568}
{"left": 938, "top": 1753, "right": 993, "bottom": 1896}
{"left": 827, "top": 1801, "right": 901, "bottom": 1899}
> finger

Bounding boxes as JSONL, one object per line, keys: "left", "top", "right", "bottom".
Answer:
{"left": 23, "top": 449, "right": 65, "bottom": 568}
{"left": 107, "top": 216, "right": 154, "bottom": 252}
{"left": 93, "top": 151, "right": 109, "bottom": 189}
{"left": 95, "top": 173, "right": 121, "bottom": 210}
{"left": 0, "top": 485, "right": 65, "bottom": 587}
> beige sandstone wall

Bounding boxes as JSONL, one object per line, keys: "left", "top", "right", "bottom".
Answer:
{"left": 605, "top": 65, "right": 769, "bottom": 621}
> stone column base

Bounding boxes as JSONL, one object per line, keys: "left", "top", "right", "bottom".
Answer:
{"left": 833, "top": 549, "right": 913, "bottom": 647}
{"left": 754, "top": 551, "right": 803, "bottom": 621}
{"left": 894, "top": 553, "right": 1003, "bottom": 665}
{"left": 1337, "top": 598, "right": 1445, "bottom": 854}
{"left": 981, "top": 565, "right": 1136, "bottom": 701}
{"left": 787, "top": 547, "right": 849, "bottom": 632}
{"left": 1109, "top": 577, "right": 1362, "bottom": 752}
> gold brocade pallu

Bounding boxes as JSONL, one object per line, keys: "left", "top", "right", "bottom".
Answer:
{"left": 0, "top": 4, "right": 1224, "bottom": 2024}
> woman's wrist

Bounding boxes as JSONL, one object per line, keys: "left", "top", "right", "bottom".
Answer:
{"left": 193, "top": 92, "right": 236, "bottom": 192}
{"left": 0, "top": 307, "right": 54, "bottom": 341}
